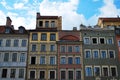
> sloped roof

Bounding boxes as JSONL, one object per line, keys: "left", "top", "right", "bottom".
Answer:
{"left": 99, "top": 17, "right": 120, "bottom": 22}
{"left": 60, "top": 35, "right": 79, "bottom": 41}
{"left": 0, "top": 26, "right": 5, "bottom": 33}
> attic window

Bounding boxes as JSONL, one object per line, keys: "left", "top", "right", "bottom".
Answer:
{"left": 5, "top": 28, "right": 10, "bottom": 33}
{"left": 19, "top": 28, "right": 24, "bottom": 33}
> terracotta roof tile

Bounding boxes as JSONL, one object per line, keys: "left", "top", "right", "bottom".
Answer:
{"left": 99, "top": 17, "right": 120, "bottom": 22}
{"left": 0, "top": 26, "right": 5, "bottom": 33}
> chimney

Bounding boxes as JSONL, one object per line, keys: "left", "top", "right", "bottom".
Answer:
{"left": 36, "top": 12, "right": 40, "bottom": 18}
{"left": 6, "top": 17, "right": 12, "bottom": 27}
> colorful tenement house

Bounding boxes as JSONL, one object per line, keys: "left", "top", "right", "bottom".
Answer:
{"left": 27, "top": 12, "right": 62, "bottom": 80}
{"left": 0, "top": 17, "right": 28, "bottom": 80}
{"left": 80, "top": 25, "right": 120, "bottom": 80}
{"left": 57, "top": 30, "right": 82, "bottom": 80}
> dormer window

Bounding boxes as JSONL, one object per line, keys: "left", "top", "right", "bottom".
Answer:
{"left": 19, "top": 28, "right": 24, "bottom": 33}
{"left": 5, "top": 27, "right": 10, "bottom": 33}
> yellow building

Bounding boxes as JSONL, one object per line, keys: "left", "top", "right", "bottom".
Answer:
{"left": 27, "top": 12, "right": 62, "bottom": 80}
{"left": 97, "top": 17, "right": 120, "bottom": 28}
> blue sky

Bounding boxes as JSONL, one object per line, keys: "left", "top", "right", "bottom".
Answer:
{"left": 0, "top": 0, "right": 120, "bottom": 30}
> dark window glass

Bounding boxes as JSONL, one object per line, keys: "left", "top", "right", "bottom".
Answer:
{"left": 10, "top": 69, "right": 16, "bottom": 78}
{"left": 50, "top": 71, "right": 55, "bottom": 79}
{"left": 94, "top": 67, "right": 100, "bottom": 76}
{"left": 76, "top": 71, "right": 81, "bottom": 79}
{"left": 111, "top": 67, "right": 117, "bottom": 76}
{"left": 61, "top": 71, "right": 65, "bottom": 79}
{"left": 39, "top": 21, "right": 43, "bottom": 27}
{"left": 41, "top": 44, "right": 46, "bottom": 52}
{"left": 31, "top": 57, "right": 36, "bottom": 64}
{"left": 68, "top": 57, "right": 73, "bottom": 64}
{"left": 19, "top": 69, "right": 24, "bottom": 78}
{"left": 92, "top": 38, "right": 97, "bottom": 44}
{"left": 4, "top": 53, "right": 9, "bottom": 62}
{"left": 6, "top": 40, "right": 11, "bottom": 47}
{"left": 60, "top": 46, "right": 65, "bottom": 52}
{"left": 51, "top": 21, "right": 55, "bottom": 27}
{"left": 22, "top": 40, "right": 27, "bottom": 47}
{"left": 45, "top": 21, "right": 49, "bottom": 27}
{"left": 109, "top": 51, "right": 115, "bottom": 58}
{"left": 12, "top": 53, "right": 17, "bottom": 62}
{"left": 14, "top": 40, "right": 19, "bottom": 47}
{"left": 0, "top": 39, "right": 3, "bottom": 47}
{"left": 2, "top": 69, "right": 7, "bottom": 78}
{"left": 32, "top": 45, "right": 36, "bottom": 51}
{"left": 103, "top": 67, "right": 108, "bottom": 76}
{"left": 68, "top": 46, "right": 72, "bottom": 52}
{"left": 100, "top": 38, "right": 104, "bottom": 44}
{"left": 68, "top": 71, "right": 73, "bottom": 79}
{"left": 60, "top": 57, "right": 66, "bottom": 64}
{"left": 40, "top": 71, "right": 45, "bottom": 79}
{"left": 32, "top": 33, "right": 38, "bottom": 40}
{"left": 50, "top": 34, "right": 56, "bottom": 41}
{"left": 50, "top": 45, "right": 55, "bottom": 52}
{"left": 30, "top": 71, "right": 35, "bottom": 79}
{"left": 40, "top": 56, "right": 45, "bottom": 64}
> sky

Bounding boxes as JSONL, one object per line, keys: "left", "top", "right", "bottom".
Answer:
{"left": 0, "top": 0, "right": 120, "bottom": 30}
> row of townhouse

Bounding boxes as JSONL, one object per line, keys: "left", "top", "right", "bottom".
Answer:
{"left": 0, "top": 13, "right": 120, "bottom": 80}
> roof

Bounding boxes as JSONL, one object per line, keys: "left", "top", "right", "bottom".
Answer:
{"left": 37, "top": 16, "right": 59, "bottom": 19}
{"left": 99, "top": 17, "right": 120, "bottom": 22}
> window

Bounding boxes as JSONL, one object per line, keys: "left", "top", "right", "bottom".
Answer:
{"left": 31, "top": 57, "right": 36, "bottom": 64}
{"left": 45, "top": 21, "right": 49, "bottom": 27}
{"left": 92, "top": 38, "right": 97, "bottom": 44}
{"left": 68, "top": 57, "right": 73, "bottom": 64}
{"left": 85, "top": 50, "right": 91, "bottom": 58}
{"left": 68, "top": 46, "right": 72, "bottom": 52}
{"left": 39, "top": 21, "right": 43, "bottom": 27}
{"left": 30, "top": 71, "right": 35, "bottom": 79}
{"left": 93, "top": 50, "right": 99, "bottom": 58}
{"left": 94, "top": 66, "right": 100, "bottom": 76}
{"left": 6, "top": 40, "right": 11, "bottom": 47}
{"left": 118, "top": 40, "right": 120, "bottom": 46}
{"left": 101, "top": 50, "right": 107, "bottom": 58}
{"left": 85, "top": 66, "right": 92, "bottom": 76}
{"left": 75, "top": 57, "right": 80, "bottom": 64}
{"left": 41, "top": 44, "right": 46, "bottom": 52}
{"left": 19, "top": 69, "right": 24, "bottom": 78}
{"left": 76, "top": 71, "right": 81, "bottom": 79}
{"left": 4, "top": 53, "right": 9, "bottom": 62}
{"left": 10, "top": 69, "right": 16, "bottom": 78}
{"left": 40, "top": 56, "right": 45, "bottom": 64}
{"left": 61, "top": 71, "right": 65, "bottom": 80}
{"left": 0, "top": 39, "right": 2, "bottom": 47}
{"left": 109, "top": 51, "right": 115, "bottom": 58}
{"left": 51, "top": 21, "right": 55, "bottom": 27}
{"left": 41, "top": 33, "right": 47, "bottom": 41}
{"left": 102, "top": 67, "right": 108, "bottom": 76}
{"left": 21, "top": 40, "right": 27, "bottom": 47}
{"left": 19, "top": 28, "right": 24, "bottom": 33}
{"left": 5, "top": 28, "right": 10, "bottom": 33}
{"left": 32, "top": 44, "right": 36, "bottom": 51}
{"left": 50, "top": 56, "right": 55, "bottom": 65}
{"left": 32, "top": 33, "right": 38, "bottom": 40}
{"left": 99, "top": 38, "right": 105, "bottom": 44}
{"left": 14, "top": 40, "right": 19, "bottom": 47}
{"left": 50, "top": 34, "right": 56, "bottom": 41}
{"left": 50, "top": 71, "right": 55, "bottom": 79}
{"left": 60, "top": 46, "right": 65, "bottom": 52}
{"left": 60, "top": 57, "right": 66, "bottom": 64}
{"left": 84, "top": 37, "right": 90, "bottom": 44}
{"left": 74, "top": 46, "right": 80, "bottom": 52}
{"left": 20, "top": 53, "right": 25, "bottom": 62}
{"left": 50, "top": 45, "right": 55, "bottom": 52}
{"left": 40, "top": 71, "right": 45, "bottom": 79}
{"left": 68, "top": 71, "right": 73, "bottom": 79}
{"left": 12, "top": 53, "right": 17, "bottom": 62}
{"left": 2, "top": 69, "right": 7, "bottom": 78}
{"left": 107, "top": 38, "right": 113, "bottom": 44}
{"left": 110, "top": 67, "right": 117, "bottom": 76}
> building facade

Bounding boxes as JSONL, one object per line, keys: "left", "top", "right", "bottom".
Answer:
{"left": 57, "top": 30, "right": 83, "bottom": 80}
{"left": 27, "top": 13, "right": 62, "bottom": 80}
{"left": 0, "top": 17, "right": 28, "bottom": 80}
{"left": 80, "top": 26, "right": 120, "bottom": 80}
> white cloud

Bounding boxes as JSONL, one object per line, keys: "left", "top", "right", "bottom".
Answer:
{"left": 14, "top": 3, "right": 25, "bottom": 9}
{"left": 39, "top": 0, "right": 86, "bottom": 30}
{"left": 0, "top": 10, "right": 6, "bottom": 25}
{"left": 0, "top": 0, "right": 12, "bottom": 10}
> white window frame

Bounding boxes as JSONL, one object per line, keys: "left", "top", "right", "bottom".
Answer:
{"left": 91, "top": 37, "right": 98, "bottom": 44}
{"left": 110, "top": 66, "right": 118, "bottom": 77}
{"left": 102, "top": 66, "right": 109, "bottom": 76}
{"left": 84, "top": 49, "right": 92, "bottom": 59}
{"left": 84, "top": 37, "right": 90, "bottom": 44}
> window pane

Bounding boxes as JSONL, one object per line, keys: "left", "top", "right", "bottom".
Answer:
{"left": 40, "top": 56, "right": 45, "bottom": 64}
{"left": 68, "top": 57, "right": 73, "bottom": 64}
{"left": 103, "top": 67, "right": 108, "bottom": 76}
{"left": 111, "top": 67, "right": 117, "bottom": 76}
{"left": 60, "top": 57, "right": 66, "bottom": 64}
{"left": 50, "top": 45, "right": 55, "bottom": 52}
{"left": 41, "top": 33, "right": 47, "bottom": 41}
{"left": 109, "top": 51, "right": 115, "bottom": 58}
{"left": 31, "top": 57, "right": 36, "bottom": 64}
{"left": 50, "top": 71, "right": 55, "bottom": 79}
{"left": 19, "top": 69, "right": 24, "bottom": 78}
{"left": 41, "top": 44, "right": 46, "bottom": 52}
{"left": 32, "top": 33, "right": 38, "bottom": 40}
{"left": 22, "top": 40, "right": 27, "bottom": 47}
{"left": 40, "top": 71, "right": 45, "bottom": 79}
{"left": 92, "top": 38, "right": 97, "bottom": 44}
{"left": 4, "top": 53, "right": 9, "bottom": 62}
{"left": 76, "top": 71, "right": 81, "bottom": 79}
{"left": 0, "top": 39, "right": 3, "bottom": 47}
{"left": 50, "top": 56, "right": 55, "bottom": 65}
{"left": 50, "top": 34, "right": 56, "bottom": 41}
{"left": 85, "top": 51, "right": 91, "bottom": 58}
{"left": 10, "top": 69, "right": 16, "bottom": 78}
{"left": 51, "top": 21, "right": 55, "bottom": 27}
{"left": 74, "top": 46, "right": 80, "bottom": 52}
{"left": 30, "top": 71, "right": 35, "bottom": 79}
{"left": 68, "top": 46, "right": 72, "bottom": 52}
{"left": 6, "top": 40, "right": 11, "bottom": 47}
{"left": 68, "top": 71, "right": 73, "bottom": 79}
{"left": 75, "top": 57, "right": 80, "bottom": 64}
{"left": 85, "top": 67, "right": 92, "bottom": 76}
{"left": 2, "top": 69, "right": 7, "bottom": 78}
{"left": 100, "top": 38, "right": 104, "bottom": 44}
{"left": 20, "top": 53, "right": 25, "bottom": 62}
{"left": 93, "top": 51, "right": 99, "bottom": 58}
{"left": 94, "top": 67, "right": 100, "bottom": 76}
{"left": 108, "top": 38, "right": 112, "bottom": 44}
{"left": 45, "top": 21, "right": 49, "bottom": 27}
{"left": 60, "top": 46, "right": 65, "bottom": 52}
{"left": 12, "top": 53, "right": 17, "bottom": 62}
{"left": 101, "top": 51, "right": 107, "bottom": 58}
{"left": 84, "top": 38, "right": 90, "bottom": 44}
{"left": 61, "top": 71, "right": 65, "bottom": 79}
{"left": 14, "top": 40, "right": 19, "bottom": 47}
{"left": 32, "top": 45, "right": 36, "bottom": 51}
{"left": 39, "top": 21, "right": 43, "bottom": 27}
